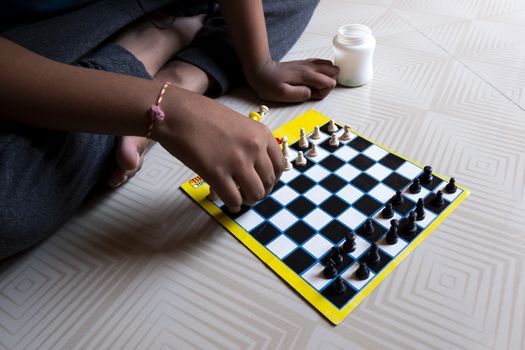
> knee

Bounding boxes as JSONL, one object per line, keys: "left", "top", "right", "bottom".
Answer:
{"left": 0, "top": 208, "right": 59, "bottom": 260}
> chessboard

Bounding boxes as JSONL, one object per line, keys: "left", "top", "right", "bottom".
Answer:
{"left": 180, "top": 110, "right": 469, "bottom": 325}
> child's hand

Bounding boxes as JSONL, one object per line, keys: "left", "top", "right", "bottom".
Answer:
{"left": 247, "top": 59, "right": 339, "bottom": 102}
{"left": 153, "top": 89, "right": 284, "bottom": 212}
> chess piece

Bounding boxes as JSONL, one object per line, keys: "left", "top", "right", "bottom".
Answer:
{"left": 355, "top": 262, "right": 370, "bottom": 280}
{"left": 333, "top": 277, "right": 347, "bottom": 295}
{"left": 391, "top": 190, "right": 404, "bottom": 206}
{"left": 343, "top": 232, "right": 356, "bottom": 253}
{"left": 323, "top": 261, "right": 338, "bottom": 279}
{"left": 340, "top": 125, "right": 351, "bottom": 141}
{"left": 409, "top": 178, "right": 421, "bottom": 194}
{"left": 367, "top": 242, "right": 380, "bottom": 266}
{"left": 328, "top": 119, "right": 338, "bottom": 133}
{"left": 416, "top": 198, "right": 425, "bottom": 220}
{"left": 259, "top": 105, "right": 269, "bottom": 118}
{"left": 284, "top": 156, "right": 293, "bottom": 171}
{"left": 445, "top": 178, "right": 457, "bottom": 194}
{"left": 432, "top": 190, "right": 444, "bottom": 207}
{"left": 298, "top": 128, "right": 309, "bottom": 149}
{"left": 310, "top": 126, "right": 321, "bottom": 139}
{"left": 362, "top": 219, "right": 375, "bottom": 235}
{"left": 329, "top": 133, "right": 340, "bottom": 147}
{"left": 421, "top": 166, "right": 433, "bottom": 184}
{"left": 281, "top": 136, "right": 291, "bottom": 158}
{"left": 295, "top": 151, "right": 307, "bottom": 166}
{"left": 308, "top": 143, "right": 319, "bottom": 157}
{"left": 382, "top": 202, "right": 394, "bottom": 219}
{"left": 386, "top": 219, "right": 399, "bottom": 244}
{"left": 329, "top": 247, "right": 343, "bottom": 265}
{"left": 406, "top": 211, "right": 417, "bottom": 235}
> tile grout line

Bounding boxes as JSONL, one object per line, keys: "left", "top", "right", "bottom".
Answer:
{"left": 382, "top": 5, "right": 525, "bottom": 113}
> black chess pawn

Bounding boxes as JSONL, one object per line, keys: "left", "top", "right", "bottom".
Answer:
{"left": 391, "top": 190, "right": 404, "bottom": 206}
{"left": 367, "top": 242, "right": 380, "bottom": 266}
{"left": 329, "top": 247, "right": 343, "bottom": 265}
{"left": 363, "top": 219, "right": 375, "bottom": 235}
{"left": 323, "top": 261, "right": 338, "bottom": 279}
{"left": 409, "top": 178, "right": 421, "bottom": 194}
{"left": 333, "top": 276, "right": 347, "bottom": 295}
{"left": 416, "top": 198, "right": 425, "bottom": 221}
{"left": 406, "top": 211, "right": 417, "bottom": 235}
{"left": 421, "top": 166, "right": 433, "bottom": 184}
{"left": 343, "top": 232, "right": 356, "bottom": 253}
{"left": 386, "top": 219, "right": 399, "bottom": 245}
{"left": 382, "top": 202, "right": 394, "bottom": 219}
{"left": 445, "top": 178, "right": 457, "bottom": 194}
{"left": 355, "top": 262, "right": 370, "bottom": 280}
{"left": 432, "top": 190, "right": 445, "bottom": 207}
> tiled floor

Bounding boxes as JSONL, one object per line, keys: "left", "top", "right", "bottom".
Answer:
{"left": 1, "top": 1, "right": 524, "bottom": 349}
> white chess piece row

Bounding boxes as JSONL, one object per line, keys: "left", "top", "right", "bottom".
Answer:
{"left": 281, "top": 121, "right": 352, "bottom": 171}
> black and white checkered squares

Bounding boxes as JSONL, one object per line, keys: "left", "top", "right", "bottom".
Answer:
{"left": 210, "top": 120, "right": 463, "bottom": 311}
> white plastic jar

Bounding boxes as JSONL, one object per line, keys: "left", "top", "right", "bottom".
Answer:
{"left": 333, "top": 24, "right": 376, "bottom": 87}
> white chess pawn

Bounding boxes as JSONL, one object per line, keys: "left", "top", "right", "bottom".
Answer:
{"left": 309, "top": 143, "right": 318, "bottom": 157}
{"left": 310, "top": 125, "right": 321, "bottom": 139}
{"left": 298, "top": 132, "right": 309, "bottom": 149}
{"left": 284, "top": 157, "right": 293, "bottom": 171}
{"left": 295, "top": 151, "right": 307, "bottom": 166}
{"left": 327, "top": 119, "right": 338, "bottom": 133}
{"left": 329, "top": 133, "right": 340, "bottom": 147}
{"left": 259, "top": 105, "right": 269, "bottom": 118}
{"left": 281, "top": 136, "right": 291, "bottom": 157}
{"left": 340, "top": 125, "right": 351, "bottom": 141}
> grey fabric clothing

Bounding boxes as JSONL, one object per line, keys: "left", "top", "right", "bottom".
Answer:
{"left": 0, "top": 44, "right": 152, "bottom": 260}
{"left": 0, "top": 0, "right": 320, "bottom": 259}
{"left": 2, "top": 0, "right": 320, "bottom": 95}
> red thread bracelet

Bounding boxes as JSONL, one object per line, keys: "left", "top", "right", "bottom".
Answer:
{"left": 146, "top": 82, "right": 172, "bottom": 138}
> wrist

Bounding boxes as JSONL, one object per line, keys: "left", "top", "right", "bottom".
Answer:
{"left": 244, "top": 57, "right": 275, "bottom": 86}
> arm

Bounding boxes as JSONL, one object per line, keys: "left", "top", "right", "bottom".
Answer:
{"left": 218, "top": 0, "right": 339, "bottom": 102}
{"left": 0, "top": 37, "right": 283, "bottom": 211}
{"left": 0, "top": 37, "right": 158, "bottom": 135}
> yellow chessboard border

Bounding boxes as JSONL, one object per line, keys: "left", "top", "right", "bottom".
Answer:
{"left": 180, "top": 110, "right": 470, "bottom": 325}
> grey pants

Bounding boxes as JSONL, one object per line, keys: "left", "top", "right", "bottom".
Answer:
{"left": 0, "top": 0, "right": 320, "bottom": 259}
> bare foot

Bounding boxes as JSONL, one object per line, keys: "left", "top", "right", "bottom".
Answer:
{"left": 155, "top": 60, "right": 212, "bottom": 94}
{"left": 108, "top": 12, "right": 208, "bottom": 188}
{"left": 113, "top": 12, "right": 206, "bottom": 76}
{"left": 107, "top": 136, "right": 154, "bottom": 188}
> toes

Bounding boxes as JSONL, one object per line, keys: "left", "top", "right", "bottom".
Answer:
{"left": 107, "top": 168, "right": 129, "bottom": 188}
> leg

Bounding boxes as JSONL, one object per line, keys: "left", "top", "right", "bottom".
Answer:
{"left": 102, "top": 12, "right": 209, "bottom": 187}
{"left": 0, "top": 126, "right": 115, "bottom": 260}
{"left": 175, "top": 0, "right": 321, "bottom": 95}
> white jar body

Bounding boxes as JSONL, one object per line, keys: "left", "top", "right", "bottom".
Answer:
{"left": 333, "top": 26, "right": 376, "bottom": 87}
